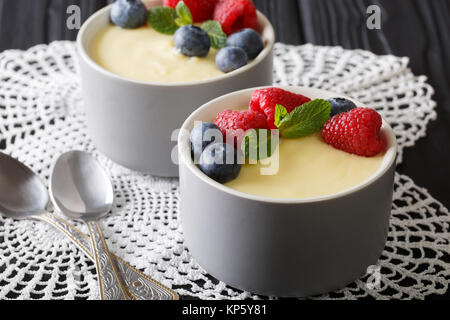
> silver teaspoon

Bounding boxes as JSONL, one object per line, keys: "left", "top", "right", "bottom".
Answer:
{"left": 50, "top": 150, "right": 129, "bottom": 300}
{"left": 0, "top": 152, "right": 177, "bottom": 300}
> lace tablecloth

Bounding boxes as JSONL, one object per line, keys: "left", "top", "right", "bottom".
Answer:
{"left": 0, "top": 41, "right": 448, "bottom": 300}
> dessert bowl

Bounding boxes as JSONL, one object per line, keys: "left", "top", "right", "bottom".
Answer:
{"left": 178, "top": 86, "right": 397, "bottom": 297}
{"left": 77, "top": 2, "right": 275, "bottom": 177}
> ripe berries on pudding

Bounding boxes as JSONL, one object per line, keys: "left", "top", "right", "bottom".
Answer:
{"left": 110, "top": 0, "right": 147, "bottom": 29}
{"left": 226, "top": 29, "right": 264, "bottom": 60}
{"left": 213, "top": 0, "right": 258, "bottom": 35}
{"left": 174, "top": 25, "right": 211, "bottom": 57}
{"left": 250, "top": 88, "right": 311, "bottom": 129}
{"left": 327, "top": 97, "right": 357, "bottom": 118}
{"left": 216, "top": 47, "right": 248, "bottom": 73}
{"left": 164, "top": 0, "right": 218, "bottom": 22}
{"left": 199, "top": 143, "right": 242, "bottom": 183}
{"left": 214, "top": 109, "right": 268, "bottom": 146}
{"left": 190, "top": 122, "right": 222, "bottom": 161}
{"left": 322, "top": 107, "right": 385, "bottom": 157}
{"left": 193, "top": 88, "right": 386, "bottom": 188}
{"left": 145, "top": 0, "right": 265, "bottom": 74}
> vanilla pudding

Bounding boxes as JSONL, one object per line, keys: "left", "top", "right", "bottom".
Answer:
{"left": 91, "top": 25, "right": 223, "bottom": 83}
{"left": 225, "top": 132, "right": 385, "bottom": 199}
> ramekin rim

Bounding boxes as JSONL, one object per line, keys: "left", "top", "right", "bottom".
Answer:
{"left": 178, "top": 85, "right": 398, "bottom": 204}
{"left": 76, "top": 4, "right": 275, "bottom": 88}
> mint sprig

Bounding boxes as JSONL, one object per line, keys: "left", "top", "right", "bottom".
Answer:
{"left": 274, "top": 104, "right": 288, "bottom": 127}
{"left": 175, "top": 1, "right": 193, "bottom": 27}
{"left": 148, "top": 6, "right": 179, "bottom": 35}
{"left": 148, "top": 2, "right": 228, "bottom": 49}
{"left": 201, "top": 20, "right": 227, "bottom": 49}
{"left": 241, "top": 129, "right": 279, "bottom": 161}
{"left": 276, "top": 99, "right": 331, "bottom": 139}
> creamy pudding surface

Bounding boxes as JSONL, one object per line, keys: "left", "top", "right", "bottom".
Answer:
{"left": 90, "top": 25, "right": 223, "bottom": 83}
{"left": 225, "top": 133, "right": 385, "bottom": 199}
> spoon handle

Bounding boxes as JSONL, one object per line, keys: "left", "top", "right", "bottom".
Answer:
{"left": 37, "top": 212, "right": 178, "bottom": 300}
{"left": 38, "top": 212, "right": 92, "bottom": 257}
{"left": 87, "top": 220, "right": 129, "bottom": 300}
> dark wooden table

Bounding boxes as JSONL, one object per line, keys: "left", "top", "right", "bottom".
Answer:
{"left": 0, "top": 0, "right": 449, "bottom": 300}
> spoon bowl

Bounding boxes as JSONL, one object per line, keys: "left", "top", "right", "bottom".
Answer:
{"left": 50, "top": 150, "right": 128, "bottom": 300}
{"left": 50, "top": 151, "right": 114, "bottom": 221}
{"left": 0, "top": 153, "right": 48, "bottom": 219}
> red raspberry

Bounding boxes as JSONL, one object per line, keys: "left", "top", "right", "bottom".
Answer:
{"left": 321, "top": 108, "right": 385, "bottom": 157}
{"left": 164, "top": 0, "right": 218, "bottom": 22}
{"left": 213, "top": 0, "right": 258, "bottom": 35}
{"left": 214, "top": 109, "right": 268, "bottom": 146}
{"left": 249, "top": 88, "right": 311, "bottom": 129}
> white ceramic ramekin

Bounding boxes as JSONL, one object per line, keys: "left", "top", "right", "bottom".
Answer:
{"left": 178, "top": 86, "right": 397, "bottom": 297}
{"left": 77, "top": 3, "right": 275, "bottom": 177}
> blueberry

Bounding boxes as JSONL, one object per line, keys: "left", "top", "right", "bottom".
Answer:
{"left": 174, "top": 25, "right": 211, "bottom": 57}
{"left": 327, "top": 98, "right": 357, "bottom": 118}
{"left": 199, "top": 143, "right": 242, "bottom": 183}
{"left": 226, "top": 29, "right": 264, "bottom": 60}
{"left": 110, "top": 0, "right": 147, "bottom": 29}
{"left": 190, "top": 122, "right": 223, "bottom": 162}
{"left": 215, "top": 47, "right": 248, "bottom": 73}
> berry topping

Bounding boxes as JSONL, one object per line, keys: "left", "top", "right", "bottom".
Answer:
{"left": 213, "top": 0, "right": 258, "bottom": 35}
{"left": 164, "top": 0, "right": 218, "bottom": 22}
{"left": 249, "top": 88, "right": 311, "bottom": 129}
{"left": 174, "top": 25, "right": 211, "bottom": 57}
{"left": 214, "top": 109, "right": 268, "bottom": 146}
{"left": 321, "top": 108, "right": 385, "bottom": 157}
{"left": 199, "top": 143, "right": 242, "bottom": 183}
{"left": 110, "top": 0, "right": 148, "bottom": 29}
{"left": 226, "top": 28, "right": 263, "bottom": 60}
{"left": 327, "top": 97, "right": 357, "bottom": 118}
{"left": 215, "top": 47, "right": 248, "bottom": 73}
{"left": 190, "top": 122, "right": 223, "bottom": 161}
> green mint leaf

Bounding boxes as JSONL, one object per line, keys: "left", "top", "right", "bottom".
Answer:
{"left": 175, "top": 1, "right": 193, "bottom": 27}
{"left": 148, "top": 6, "right": 179, "bottom": 35}
{"left": 276, "top": 99, "right": 331, "bottom": 139}
{"left": 274, "top": 104, "right": 288, "bottom": 128}
{"left": 241, "top": 129, "right": 280, "bottom": 161}
{"left": 201, "top": 20, "right": 227, "bottom": 49}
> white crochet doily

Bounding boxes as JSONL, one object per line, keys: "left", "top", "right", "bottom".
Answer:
{"left": 0, "top": 41, "right": 448, "bottom": 300}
